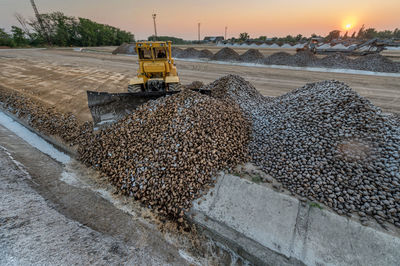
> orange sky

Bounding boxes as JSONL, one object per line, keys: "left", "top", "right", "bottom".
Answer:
{"left": 1, "top": 0, "right": 399, "bottom": 39}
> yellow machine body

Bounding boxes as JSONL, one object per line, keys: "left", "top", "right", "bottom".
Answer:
{"left": 129, "top": 41, "right": 180, "bottom": 90}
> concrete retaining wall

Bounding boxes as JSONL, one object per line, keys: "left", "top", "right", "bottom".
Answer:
{"left": 191, "top": 173, "right": 400, "bottom": 266}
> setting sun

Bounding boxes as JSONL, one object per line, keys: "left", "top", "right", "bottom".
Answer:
{"left": 342, "top": 16, "right": 358, "bottom": 32}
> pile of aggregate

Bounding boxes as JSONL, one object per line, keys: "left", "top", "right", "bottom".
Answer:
{"left": 112, "top": 43, "right": 136, "bottom": 55}
{"left": 318, "top": 53, "right": 354, "bottom": 68}
{"left": 351, "top": 54, "right": 399, "bottom": 73}
{"left": 211, "top": 47, "right": 240, "bottom": 61}
{"left": 263, "top": 52, "right": 292, "bottom": 65}
{"left": 175, "top": 48, "right": 201, "bottom": 58}
{"left": 210, "top": 75, "right": 400, "bottom": 227}
{"left": 0, "top": 86, "right": 92, "bottom": 146}
{"left": 78, "top": 90, "right": 250, "bottom": 221}
{"left": 198, "top": 49, "right": 214, "bottom": 59}
{"left": 239, "top": 49, "right": 265, "bottom": 62}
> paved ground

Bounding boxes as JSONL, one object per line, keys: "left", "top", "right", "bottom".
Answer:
{"left": 0, "top": 123, "right": 195, "bottom": 265}
{"left": 0, "top": 49, "right": 399, "bottom": 122}
{"left": 2, "top": 116, "right": 257, "bottom": 265}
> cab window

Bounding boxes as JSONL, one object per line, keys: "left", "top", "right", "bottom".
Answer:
{"left": 154, "top": 47, "right": 167, "bottom": 59}
{"left": 138, "top": 48, "right": 152, "bottom": 59}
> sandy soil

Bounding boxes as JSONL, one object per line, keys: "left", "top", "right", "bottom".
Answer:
{"left": 0, "top": 49, "right": 399, "bottom": 122}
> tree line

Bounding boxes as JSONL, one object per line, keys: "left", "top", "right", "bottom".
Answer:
{"left": 0, "top": 12, "right": 134, "bottom": 47}
{"left": 231, "top": 26, "right": 400, "bottom": 43}
{"left": 147, "top": 35, "right": 190, "bottom": 44}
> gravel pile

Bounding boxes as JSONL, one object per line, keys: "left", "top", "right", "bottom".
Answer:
{"left": 112, "top": 43, "right": 136, "bottom": 55}
{"left": 318, "top": 53, "right": 354, "bottom": 68}
{"left": 263, "top": 52, "right": 292, "bottom": 65}
{"left": 211, "top": 47, "right": 240, "bottom": 61}
{"left": 198, "top": 49, "right": 214, "bottom": 59}
{"left": 239, "top": 49, "right": 265, "bottom": 62}
{"left": 351, "top": 54, "right": 399, "bottom": 73}
{"left": 78, "top": 90, "right": 250, "bottom": 220}
{"left": 210, "top": 75, "right": 400, "bottom": 227}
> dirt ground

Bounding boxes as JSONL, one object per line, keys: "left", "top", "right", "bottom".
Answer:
{"left": 0, "top": 48, "right": 399, "bottom": 122}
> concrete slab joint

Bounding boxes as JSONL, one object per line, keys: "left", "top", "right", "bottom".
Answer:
{"left": 191, "top": 173, "right": 400, "bottom": 266}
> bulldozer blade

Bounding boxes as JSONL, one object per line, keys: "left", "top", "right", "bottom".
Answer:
{"left": 87, "top": 89, "right": 211, "bottom": 129}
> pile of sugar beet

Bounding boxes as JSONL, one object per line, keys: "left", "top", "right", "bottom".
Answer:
{"left": 6, "top": 73, "right": 389, "bottom": 227}
{"left": 79, "top": 90, "right": 250, "bottom": 221}
{"left": 1, "top": 75, "right": 399, "bottom": 226}
{"left": 205, "top": 75, "right": 400, "bottom": 227}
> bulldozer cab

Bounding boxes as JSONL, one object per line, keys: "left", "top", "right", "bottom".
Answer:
{"left": 87, "top": 40, "right": 210, "bottom": 129}
{"left": 136, "top": 42, "right": 171, "bottom": 61}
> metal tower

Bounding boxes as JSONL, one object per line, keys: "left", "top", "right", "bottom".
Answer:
{"left": 30, "top": 0, "right": 51, "bottom": 45}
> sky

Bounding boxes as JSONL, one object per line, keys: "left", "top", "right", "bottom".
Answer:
{"left": 0, "top": 0, "right": 399, "bottom": 40}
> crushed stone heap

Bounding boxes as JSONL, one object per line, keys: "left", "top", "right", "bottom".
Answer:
{"left": 210, "top": 75, "right": 400, "bottom": 227}
{"left": 78, "top": 90, "right": 250, "bottom": 220}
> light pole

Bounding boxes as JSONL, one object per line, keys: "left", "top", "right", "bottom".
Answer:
{"left": 152, "top": 13, "right": 157, "bottom": 41}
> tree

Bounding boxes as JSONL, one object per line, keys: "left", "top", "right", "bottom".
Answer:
{"left": 0, "top": 28, "right": 15, "bottom": 47}
{"left": 364, "top": 28, "right": 378, "bottom": 39}
{"left": 343, "top": 31, "right": 348, "bottom": 39}
{"left": 258, "top": 36, "right": 267, "bottom": 41}
{"left": 11, "top": 26, "right": 29, "bottom": 46}
{"left": 24, "top": 12, "right": 134, "bottom": 47}
{"left": 147, "top": 36, "right": 187, "bottom": 44}
{"left": 394, "top": 28, "right": 400, "bottom": 38}
{"left": 351, "top": 32, "right": 356, "bottom": 38}
{"left": 357, "top": 24, "right": 365, "bottom": 39}
{"left": 239, "top": 32, "right": 249, "bottom": 41}
{"left": 295, "top": 34, "right": 303, "bottom": 42}
{"left": 325, "top": 30, "right": 341, "bottom": 41}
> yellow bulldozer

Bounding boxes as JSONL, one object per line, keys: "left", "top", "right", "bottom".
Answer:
{"left": 128, "top": 41, "right": 181, "bottom": 92}
{"left": 87, "top": 41, "right": 209, "bottom": 128}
